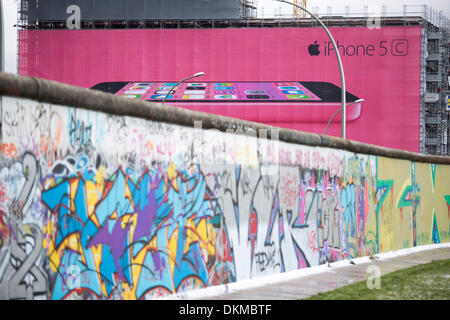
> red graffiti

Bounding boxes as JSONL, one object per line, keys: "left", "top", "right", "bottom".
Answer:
{"left": 280, "top": 173, "right": 299, "bottom": 207}
{"left": 307, "top": 229, "right": 319, "bottom": 252}
{"left": 220, "top": 229, "right": 233, "bottom": 263}
{"left": 0, "top": 210, "right": 10, "bottom": 245}
{"left": 0, "top": 184, "right": 11, "bottom": 204}
{"left": 1, "top": 142, "right": 18, "bottom": 159}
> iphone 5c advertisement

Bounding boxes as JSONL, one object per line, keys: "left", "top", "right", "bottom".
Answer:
{"left": 19, "top": 26, "right": 421, "bottom": 151}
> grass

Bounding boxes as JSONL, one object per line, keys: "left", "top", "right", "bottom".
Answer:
{"left": 305, "top": 259, "right": 450, "bottom": 300}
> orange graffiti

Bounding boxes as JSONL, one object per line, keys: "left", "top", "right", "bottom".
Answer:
{"left": 1, "top": 142, "right": 18, "bottom": 159}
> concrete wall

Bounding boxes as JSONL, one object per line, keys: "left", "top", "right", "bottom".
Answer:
{"left": 0, "top": 88, "right": 449, "bottom": 299}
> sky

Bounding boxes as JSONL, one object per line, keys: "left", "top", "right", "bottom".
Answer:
{"left": 257, "top": 0, "right": 450, "bottom": 18}
{"left": 1, "top": 0, "right": 19, "bottom": 73}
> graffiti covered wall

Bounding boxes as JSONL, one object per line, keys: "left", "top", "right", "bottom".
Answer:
{"left": 0, "top": 96, "right": 449, "bottom": 300}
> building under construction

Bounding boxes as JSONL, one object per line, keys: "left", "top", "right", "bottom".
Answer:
{"left": 16, "top": 0, "right": 450, "bottom": 156}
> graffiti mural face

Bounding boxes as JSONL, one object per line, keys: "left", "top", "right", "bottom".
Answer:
{"left": 0, "top": 96, "right": 449, "bottom": 299}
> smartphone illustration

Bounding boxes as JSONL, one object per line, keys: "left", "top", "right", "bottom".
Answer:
{"left": 91, "top": 81, "right": 363, "bottom": 123}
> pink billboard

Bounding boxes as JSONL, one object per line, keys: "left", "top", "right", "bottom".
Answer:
{"left": 18, "top": 26, "right": 421, "bottom": 152}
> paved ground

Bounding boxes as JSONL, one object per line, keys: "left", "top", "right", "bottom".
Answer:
{"left": 200, "top": 247, "right": 450, "bottom": 300}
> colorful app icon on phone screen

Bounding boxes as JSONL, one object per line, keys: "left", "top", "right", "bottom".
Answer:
{"left": 158, "top": 86, "right": 177, "bottom": 91}
{"left": 155, "top": 90, "right": 175, "bottom": 94}
{"left": 151, "top": 94, "right": 171, "bottom": 99}
{"left": 184, "top": 90, "right": 206, "bottom": 95}
{"left": 215, "top": 86, "right": 234, "bottom": 90}
{"left": 286, "top": 94, "right": 310, "bottom": 99}
{"left": 188, "top": 83, "right": 206, "bottom": 87}
{"left": 245, "top": 90, "right": 266, "bottom": 94}
{"left": 278, "top": 86, "right": 298, "bottom": 90}
{"left": 183, "top": 95, "right": 205, "bottom": 99}
{"left": 122, "top": 94, "right": 142, "bottom": 99}
{"left": 186, "top": 86, "right": 206, "bottom": 91}
{"left": 282, "top": 90, "right": 304, "bottom": 94}
{"left": 215, "top": 95, "right": 237, "bottom": 99}
{"left": 247, "top": 94, "right": 270, "bottom": 99}
{"left": 125, "top": 90, "right": 147, "bottom": 94}
{"left": 215, "top": 83, "right": 233, "bottom": 86}
{"left": 215, "top": 90, "right": 235, "bottom": 94}
{"left": 162, "top": 83, "right": 178, "bottom": 87}
{"left": 130, "top": 86, "right": 150, "bottom": 90}
{"left": 276, "top": 82, "right": 296, "bottom": 86}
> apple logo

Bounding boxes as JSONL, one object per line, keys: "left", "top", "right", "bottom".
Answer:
{"left": 308, "top": 41, "right": 320, "bottom": 56}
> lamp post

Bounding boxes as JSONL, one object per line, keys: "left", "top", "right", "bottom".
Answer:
{"left": 324, "top": 99, "right": 364, "bottom": 135}
{"left": 161, "top": 72, "right": 205, "bottom": 105}
{"left": 273, "top": 0, "right": 347, "bottom": 139}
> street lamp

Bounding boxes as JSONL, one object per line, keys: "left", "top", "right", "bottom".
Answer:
{"left": 273, "top": 0, "right": 347, "bottom": 139}
{"left": 161, "top": 72, "right": 205, "bottom": 105}
{"left": 324, "top": 99, "right": 364, "bottom": 136}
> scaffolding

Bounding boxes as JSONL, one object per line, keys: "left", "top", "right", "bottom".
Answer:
{"left": 241, "top": 0, "right": 258, "bottom": 19}
{"left": 421, "top": 8, "right": 449, "bottom": 155}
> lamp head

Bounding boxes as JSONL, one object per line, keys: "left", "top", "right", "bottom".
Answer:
{"left": 346, "top": 99, "right": 365, "bottom": 105}
{"left": 193, "top": 72, "right": 205, "bottom": 77}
